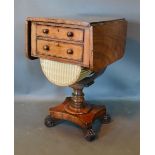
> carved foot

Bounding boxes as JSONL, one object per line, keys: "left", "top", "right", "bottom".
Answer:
{"left": 83, "top": 127, "right": 96, "bottom": 141}
{"left": 44, "top": 115, "right": 58, "bottom": 127}
{"left": 100, "top": 114, "right": 111, "bottom": 124}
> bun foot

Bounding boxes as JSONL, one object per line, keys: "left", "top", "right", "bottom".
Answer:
{"left": 100, "top": 114, "right": 111, "bottom": 124}
{"left": 83, "top": 128, "right": 96, "bottom": 141}
{"left": 44, "top": 115, "right": 57, "bottom": 127}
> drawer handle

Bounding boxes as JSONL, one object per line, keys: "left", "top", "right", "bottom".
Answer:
{"left": 67, "top": 49, "right": 73, "bottom": 54}
{"left": 43, "top": 45, "right": 49, "bottom": 51}
{"left": 67, "top": 32, "right": 74, "bottom": 37}
{"left": 42, "top": 29, "right": 49, "bottom": 34}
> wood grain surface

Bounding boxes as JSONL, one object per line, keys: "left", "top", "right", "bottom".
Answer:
{"left": 26, "top": 17, "right": 127, "bottom": 72}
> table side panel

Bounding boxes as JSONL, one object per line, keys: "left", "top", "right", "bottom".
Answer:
{"left": 92, "top": 20, "right": 127, "bottom": 72}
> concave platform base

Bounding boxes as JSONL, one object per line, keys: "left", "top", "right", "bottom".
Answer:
{"left": 45, "top": 97, "right": 111, "bottom": 141}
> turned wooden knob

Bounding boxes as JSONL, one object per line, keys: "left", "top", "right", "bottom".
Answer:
{"left": 67, "top": 49, "right": 73, "bottom": 54}
{"left": 42, "top": 29, "right": 49, "bottom": 34}
{"left": 67, "top": 31, "right": 73, "bottom": 37}
{"left": 43, "top": 45, "right": 49, "bottom": 50}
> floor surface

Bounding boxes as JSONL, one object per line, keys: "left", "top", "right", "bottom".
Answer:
{"left": 15, "top": 99, "right": 140, "bottom": 155}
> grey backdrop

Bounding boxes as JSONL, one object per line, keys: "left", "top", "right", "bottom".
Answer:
{"left": 14, "top": 0, "right": 140, "bottom": 101}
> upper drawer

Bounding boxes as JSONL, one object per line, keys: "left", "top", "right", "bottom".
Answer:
{"left": 36, "top": 24, "right": 84, "bottom": 42}
{"left": 36, "top": 39, "right": 83, "bottom": 62}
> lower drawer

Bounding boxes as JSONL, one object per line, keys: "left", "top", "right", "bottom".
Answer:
{"left": 36, "top": 39, "right": 83, "bottom": 62}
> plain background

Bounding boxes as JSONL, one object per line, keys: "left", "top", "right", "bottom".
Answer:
{"left": 14, "top": 0, "right": 140, "bottom": 101}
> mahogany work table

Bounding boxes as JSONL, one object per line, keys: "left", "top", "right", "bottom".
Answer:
{"left": 25, "top": 16, "right": 127, "bottom": 141}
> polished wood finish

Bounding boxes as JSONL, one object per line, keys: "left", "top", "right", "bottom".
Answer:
{"left": 44, "top": 77, "right": 112, "bottom": 141}
{"left": 26, "top": 16, "right": 124, "bottom": 27}
{"left": 36, "top": 24, "right": 84, "bottom": 42}
{"left": 49, "top": 97, "right": 106, "bottom": 128}
{"left": 26, "top": 17, "right": 127, "bottom": 72}
{"left": 91, "top": 20, "right": 127, "bottom": 72}
{"left": 36, "top": 39, "right": 83, "bottom": 62}
{"left": 25, "top": 16, "right": 127, "bottom": 141}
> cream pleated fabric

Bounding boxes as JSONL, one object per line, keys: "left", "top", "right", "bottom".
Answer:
{"left": 40, "top": 59, "right": 92, "bottom": 86}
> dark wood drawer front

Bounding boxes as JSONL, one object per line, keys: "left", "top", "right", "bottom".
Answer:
{"left": 36, "top": 25, "right": 84, "bottom": 42}
{"left": 36, "top": 39, "right": 83, "bottom": 61}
